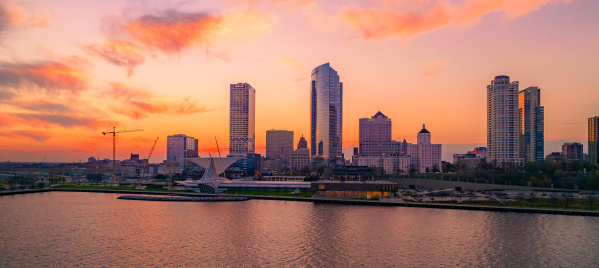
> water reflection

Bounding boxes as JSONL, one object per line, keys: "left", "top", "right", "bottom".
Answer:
{"left": 1, "top": 192, "right": 598, "bottom": 267}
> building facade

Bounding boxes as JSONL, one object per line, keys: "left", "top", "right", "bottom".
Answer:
{"left": 562, "top": 142, "right": 584, "bottom": 162}
{"left": 359, "top": 111, "right": 392, "bottom": 156}
{"left": 590, "top": 116, "right": 599, "bottom": 165}
{"left": 266, "top": 129, "right": 294, "bottom": 166}
{"left": 166, "top": 134, "right": 198, "bottom": 167}
{"left": 519, "top": 87, "right": 544, "bottom": 162}
{"left": 408, "top": 125, "right": 442, "bottom": 173}
{"left": 229, "top": 83, "right": 256, "bottom": 156}
{"left": 487, "top": 75, "right": 523, "bottom": 167}
{"left": 290, "top": 148, "right": 311, "bottom": 171}
{"left": 311, "top": 63, "right": 343, "bottom": 166}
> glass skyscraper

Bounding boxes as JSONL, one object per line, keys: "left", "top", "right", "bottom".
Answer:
{"left": 229, "top": 83, "right": 255, "bottom": 156}
{"left": 590, "top": 116, "right": 599, "bottom": 165}
{"left": 166, "top": 134, "right": 198, "bottom": 167}
{"left": 519, "top": 87, "right": 544, "bottom": 162}
{"left": 310, "top": 63, "right": 343, "bottom": 165}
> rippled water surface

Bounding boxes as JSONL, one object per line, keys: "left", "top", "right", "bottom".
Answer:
{"left": 1, "top": 192, "right": 599, "bottom": 267}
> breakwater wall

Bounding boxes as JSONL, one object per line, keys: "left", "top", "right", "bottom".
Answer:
{"left": 117, "top": 195, "right": 248, "bottom": 202}
{"left": 3, "top": 188, "right": 598, "bottom": 217}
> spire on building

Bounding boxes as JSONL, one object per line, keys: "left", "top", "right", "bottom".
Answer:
{"left": 419, "top": 124, "right": 430, "bottom": 134}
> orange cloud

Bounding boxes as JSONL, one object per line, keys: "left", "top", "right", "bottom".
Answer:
{"left": 341, "top": 1, "right": 451, "bottom": 40}
{"left": 105, "top": 83, "right": 211, "bottom": 119}
{"left": 0, "top": 1, "right": 52, "bottom": 31}
{"left": 27, "top": 12, "right": 53, "bottom": 28}
{"left": 0, "top": 130, "right": 51, "bottom": 142}
{"left": 342, "top": 0, "right": 575, "bottom": 40}
{"left": 91, "top": 8, "right": 270, "bottom": 74}
{"left": 421, "top": 59, "right": 447, "bottom": 78}
{"left": 0, "top": 58, "right": 89, "bottom": 92}
{"left": 121, "top": 9, "right": 271, "bottom": 55}
{"left": 85, "top": 40, "right": 145, "bottom": 77}
{"left": 3, "top": 113, "right": 116, "bottom": 130}
{"left": 124, "top": 10, "right": 223, "bottom": 55}
{"left": 276, "top": 56, "right": 305, "bottom": 71}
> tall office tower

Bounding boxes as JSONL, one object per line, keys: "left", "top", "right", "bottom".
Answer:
{"left": 167, "top": 134, "right": 198, "bottom": 167}
{"left": 359, "top": 111, "right": 392, "bottom": 156}
{"left": 590, "top": 116, "right": 599, "bottom": 165}
{"left": 562, "top": 142, "right": 584, "bottom": 162}
{"left": 297, "top": 135, "right": 308, "bottom": 149}
{"left": 487, "top": 75, "right": 522, "bottom": 167}
{"left": 229, "top": 83, "right": 255, "bottom": 156}
{"left": 266, "top": 129, "right": 294, "bottom": 166}
{"left": 519, "top": 87, "right": 544, "bottom": 162}
{"left": 310, "top": 63, "right": 343, "bottom": 165}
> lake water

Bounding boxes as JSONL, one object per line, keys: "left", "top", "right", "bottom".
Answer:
{"left": 1, "top": 192, "right": 598, "bottom": 267}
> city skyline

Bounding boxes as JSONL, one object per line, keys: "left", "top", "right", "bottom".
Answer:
{"left": 0, "top": 0, "right": 598, "bottom": 162}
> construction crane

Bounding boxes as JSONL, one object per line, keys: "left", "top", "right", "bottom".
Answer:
{"left": 102, "top": 126, "right": 143, "bottom": 182}
{"left": 141, "top": 137, "right": 159, "bottom": 181}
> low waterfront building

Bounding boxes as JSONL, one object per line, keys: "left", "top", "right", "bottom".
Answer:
{"left": 311, "top": 180, "right": 397, "bottom": 199}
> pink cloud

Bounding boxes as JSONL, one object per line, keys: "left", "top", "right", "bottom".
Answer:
{"left": 341, "top": 0, "right": 575, "bottom": 41}
{"left": 421, "top": 59, "right": 447, "bottom": 78}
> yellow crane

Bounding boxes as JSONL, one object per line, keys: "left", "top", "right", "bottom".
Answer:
{"left": 102, "top": 126, "right": 143, "bottom": 182}
{"left": 141, "top": 137, "right": 159, "bottom": 181}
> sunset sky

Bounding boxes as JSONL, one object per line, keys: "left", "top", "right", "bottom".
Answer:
{"left": 0, "top": 0, "right": 598, "bottom": 163}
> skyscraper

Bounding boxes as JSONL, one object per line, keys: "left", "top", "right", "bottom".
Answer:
{"left": 167, "top": 134, "right": 198, "bottom": 167}
{"left": 229, "top": 83, "right": 255, "bottom": 156}
{"left": 487, "top": 75, "right": 523, "bottom": 167}
{"left": 310, "top": 63, "right": 343, "bottom": 165}
{"left": 266, "top": 129, "right": 294, "bottom": 166}
{"left": 589, "top": 116, "right": 599, "bottom": 165}
{"left": 359, "top": 111, "right": 392, "bottom": 156}
{"left": 519, "top": 87, "right": 544, "bottom": 162}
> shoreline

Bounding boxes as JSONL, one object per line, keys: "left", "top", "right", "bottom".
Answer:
{"left": 2, "top": 188, "right": 598, "bottom": 217}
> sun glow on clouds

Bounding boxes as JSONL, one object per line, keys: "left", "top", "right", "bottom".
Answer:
{"left": 341, "top": 0, "right": 575, "bottom": 40}
{"left": 105, "top": 83, "right": 211, "bottom": 119}
{"left": 91, "top": 8, "right": 271, "bottom": 76}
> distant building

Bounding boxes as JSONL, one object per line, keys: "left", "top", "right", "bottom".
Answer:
{"left": 290, "top": 148, "right": 311, "bottom": 171}
{"left": 167, "top": 134, "right": 198, "bottom": 167}
{"left": 311, "top": 63, "right": 343, "bottom": 166}
{"left": 264, "top": 158, "right": 283, "bottom": 172}
{"left": 590, "top": 116, "right": 599, "bottom": 165}
{"left": 453, "top": 153, "right": 483, "bottom": 170}
{"left": 297, "top": 135, "right": 308, "bottom": 149}
{"left": 246, "top": 153, "right": 262, "bottom": 176}
{"left": 473, "top": 147, "right": 487, "bottom": 158}
{"left": 266, "top": 129, "right": 294, "bottom": 167}
{"left": 354, "top": 124, "right": 442, "bottom": 174}
{"left": 230, "top": 83, "right": 256, "bottom": 156}
{"left": 487, "top": 75, "right": 523, "bottom": 167}
{"left": 562, "top": 142, "right": 584, "bottom": 162}
{"left": 408, "top": 125, "right": 442, "bottom": 173}
{"left": 359, "top": 111, "right": 392, "bottom": 156}
{"left": 519, "top": 87, "right": 544, "bottom": 162}
{"left": 545, "top": 152, "right": 566, "bottom": 163}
